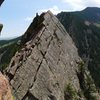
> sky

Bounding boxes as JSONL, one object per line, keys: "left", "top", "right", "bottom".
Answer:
{"left": 0, "top": 0, "right": 100, "bottom": 39}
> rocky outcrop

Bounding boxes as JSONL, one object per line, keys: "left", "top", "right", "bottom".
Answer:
{"left": 6, "top": 11, "right": 83, "bottom": 100}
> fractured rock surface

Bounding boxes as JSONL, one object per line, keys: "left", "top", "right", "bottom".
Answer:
{"left": 6, "top": 11, "right": 82, "bottom": 100}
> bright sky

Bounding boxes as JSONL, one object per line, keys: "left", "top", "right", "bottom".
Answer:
{"left": 0, "top": 0, "right": 100, "bottom": 39}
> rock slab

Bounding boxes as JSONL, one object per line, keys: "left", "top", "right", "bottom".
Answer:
{"left": 7, "top": 11, "right": 82, "bottom": 100}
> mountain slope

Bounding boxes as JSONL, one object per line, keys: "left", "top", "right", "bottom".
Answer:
{"left": 57, "top": 7, "right": 100, "bottom": 88}
{"left": 5, "top": 11, "right": 99, "bottom": 100}
{"left": 0, "top": 37, "right": 21, "bottom": 71}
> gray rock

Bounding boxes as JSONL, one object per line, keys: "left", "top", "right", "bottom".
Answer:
{"left": 6, "top": 11, "right": 84, "bottom": 100}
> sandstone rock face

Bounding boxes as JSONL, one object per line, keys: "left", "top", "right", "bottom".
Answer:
{"left": 0, "top": 72, "right": 13, "bottom": 100}
{"left": 7, "top": 11, "right": 82, "bottom": 100}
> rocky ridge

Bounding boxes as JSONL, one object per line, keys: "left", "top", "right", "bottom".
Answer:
{"left": 6, "top": 11, "right": 84, "bottom": 100}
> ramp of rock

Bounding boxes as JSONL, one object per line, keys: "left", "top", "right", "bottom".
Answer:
{"left": 6, "top": 11, "right": 81, "bottom": 100}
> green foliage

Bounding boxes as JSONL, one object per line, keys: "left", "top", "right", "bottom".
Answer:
{"left": 77, "top": 61, "right": 98, "bottom": 100}
{"left": 64, "top": 83, "right": 78, "bottom": 100}
{"left": 0, "top": 37, "right": 21, "bottom": 71}
{"left": 0, "top": 37, "right": 21, "bottom": 46}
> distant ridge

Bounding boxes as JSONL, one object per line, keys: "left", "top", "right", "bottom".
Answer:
{"left": 0, "top": 36, "right": 21, "bottom": 40}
